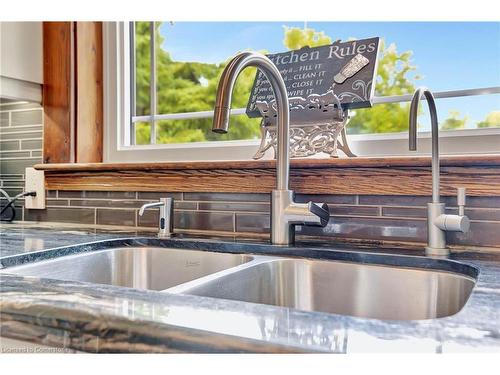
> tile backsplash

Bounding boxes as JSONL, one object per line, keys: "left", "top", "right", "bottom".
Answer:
{"left": 18, "top": 190, "right": 500, "bottom": 248}
{"left": 0, "top": 101, "right": 43, "bottom": 198}
{"left": 1, "top": 101, "right": 498, "bottom": 250}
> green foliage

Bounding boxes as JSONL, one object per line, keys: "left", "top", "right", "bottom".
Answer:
{"left": 135, "top": 22, "right": 152, "bottom": 118}
{"left": 477, "top": 111, "right": 500, "bottom": 128}
{"left": 441, "top": 111, "right": 468, "bottom": 130}
{"left": 134, "top": 22, "right": 260, "bottom": 144}
{"left": 282, "top": 26, "right": 332, "bottom": 50}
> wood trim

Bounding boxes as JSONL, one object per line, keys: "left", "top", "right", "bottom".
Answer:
{"left": 42, "top": 22, "right": 72, "bottom": 163}
{"left": 75, "top": 22, "right": 103, "bottom": 163}
{"left": 35, "top": 155, "right": 500, "bottom": 196}
{"left": 33, "top": 154, "right": 500, "bottom": 172}
{"left": 42, "top": 22, "right": 104, "bottom": 164}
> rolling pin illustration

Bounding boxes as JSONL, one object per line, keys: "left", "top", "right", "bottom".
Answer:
{"left": 334, "top": 54, "right": 370, "bottom": 84}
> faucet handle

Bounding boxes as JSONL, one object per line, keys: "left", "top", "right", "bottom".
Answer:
{"left": 457, "top": 187, "right": 466, "bottom": 216}
{"left": 434, "top": 187, "right": 470, "bottom": 233}
{"left": 309, "top": 202, "right": 330, "bottom": 227}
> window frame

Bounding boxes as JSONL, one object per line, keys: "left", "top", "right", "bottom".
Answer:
{"left": 103, "top": 22, "right": 500, "bottom": 163}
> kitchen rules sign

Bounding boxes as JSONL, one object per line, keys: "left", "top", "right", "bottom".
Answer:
{"left": 246, "top": 37, "right": 380, "bottom": 117}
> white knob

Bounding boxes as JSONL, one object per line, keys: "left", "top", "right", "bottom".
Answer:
{"left": 434, "top": 214, "right": 470, "bottom": 233}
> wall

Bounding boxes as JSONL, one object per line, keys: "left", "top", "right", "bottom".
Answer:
{"left": 1, "top": 101, "right": 498, "bottom": 249}
{"left": 0, "top": 22, "right": 43, "bottom": 83}
{"left": 0, "top": 101, "right": 44, "bottom": 210}
{"left": 20, "top": 189, "right": 500, "bottom": 249}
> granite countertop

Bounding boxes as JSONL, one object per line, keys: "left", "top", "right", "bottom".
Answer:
{"left": 1, "top": 222, "right": 499, "bottom": 353}
{"left": 0, "top": 222, "right": 151, "bottom": 258}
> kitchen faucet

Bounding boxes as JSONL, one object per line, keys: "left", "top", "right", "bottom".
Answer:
{"left": 409, "top": 87, "right": 470, "bottom": 256}
{"left": 139, "top": 197, "right": 174, "bottom": 238}
{"left": 212, "top": 52, "right": 330, "bottom": 245}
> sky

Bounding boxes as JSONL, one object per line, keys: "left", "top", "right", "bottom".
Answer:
{"left": 158, "top": 22, "right": 500, "bottom": 128}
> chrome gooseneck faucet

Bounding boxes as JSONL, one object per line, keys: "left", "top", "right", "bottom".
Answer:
{"left": 212, "top": 52, "right": 330, "bottom": 245}
{"left": 409, "top": 87, "right": 470, "bottom": 256}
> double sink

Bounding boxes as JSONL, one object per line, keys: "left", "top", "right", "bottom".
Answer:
{"left": 2, "top": 245, "right": 476, "bottom": 321}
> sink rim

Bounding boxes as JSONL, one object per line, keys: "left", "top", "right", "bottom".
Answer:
{"left": 0, "top": 236, "right": 480, "bottom": 278}
{"left": 1, "top": 241, "right": 479, "bottom": 279}
{"left": 0, "top": 236, "right": 479, "bottom": 287}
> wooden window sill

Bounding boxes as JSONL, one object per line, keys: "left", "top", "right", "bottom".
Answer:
{"left": 34, "top": 154, "right": 500, "bottom": 171}
{"left": 34, "top": 154, "right": 500, "bottom": 196}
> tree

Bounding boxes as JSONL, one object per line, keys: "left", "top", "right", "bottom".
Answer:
{"left": 441, "top": 111, "right": 468, "bottom": 130}
{"left": 134, "top": 22, "right": 260, "bottom": 144}
{"left": 282, "top": 26, "right": 332, "bottom": 50}
{"left": 477, "top": 111, "right": 500, "bottom": 128}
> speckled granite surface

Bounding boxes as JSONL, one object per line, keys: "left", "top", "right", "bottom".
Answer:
{"left": 0, "top": 223, "right": 150, "bottom": 258}
{"left": 1, "top": 222, "right": 499, "bottom": 353}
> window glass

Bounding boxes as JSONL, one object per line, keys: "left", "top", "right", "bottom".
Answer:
{"left": 348, "top": 94, "right": 500, "bottom": 134}
{"left": 134, "top": 22, "right": 151, "bottom": 117}
{"left": 133, "top": 22, "right": 500, "bottom": 143}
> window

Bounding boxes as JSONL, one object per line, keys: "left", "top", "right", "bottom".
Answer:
{"left": 104, "top": 22, "right": 500, "bottom": 162}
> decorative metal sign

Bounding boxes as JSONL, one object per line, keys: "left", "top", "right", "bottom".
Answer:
{"left": 247, "top": 37, "right": 380, "bottom": 160}
{"left": 246, "top": 37, "right": 380, "bottom": 117}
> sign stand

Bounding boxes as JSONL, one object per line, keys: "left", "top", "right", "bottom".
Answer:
{"left": 246, "top": 37, "right": 380, "bottom": 159}
{"left": 253, "top": 91, "right": 355, "bottom": 159}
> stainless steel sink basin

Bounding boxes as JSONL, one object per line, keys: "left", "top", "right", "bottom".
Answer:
{"left": 3, "top": 247, "right": 253, "bottom": 291}
{"left": 2, "top": 245, "right": 475, "bottom": 321}
{"left": 171, "top": 257, "right": 475, "bottom": 320}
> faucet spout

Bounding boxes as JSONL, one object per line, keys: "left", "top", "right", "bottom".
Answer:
{"left": 409, "top": 87, "right": 440, "bottom": 203}
{"left": 212, "top": 52, "right": 329, "bottom": 245}
{"left": 212, "top": 52, "right": 290, "bottom": 191}
{"left": 139, "top": 201, "right": 165, "bottom": 216}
